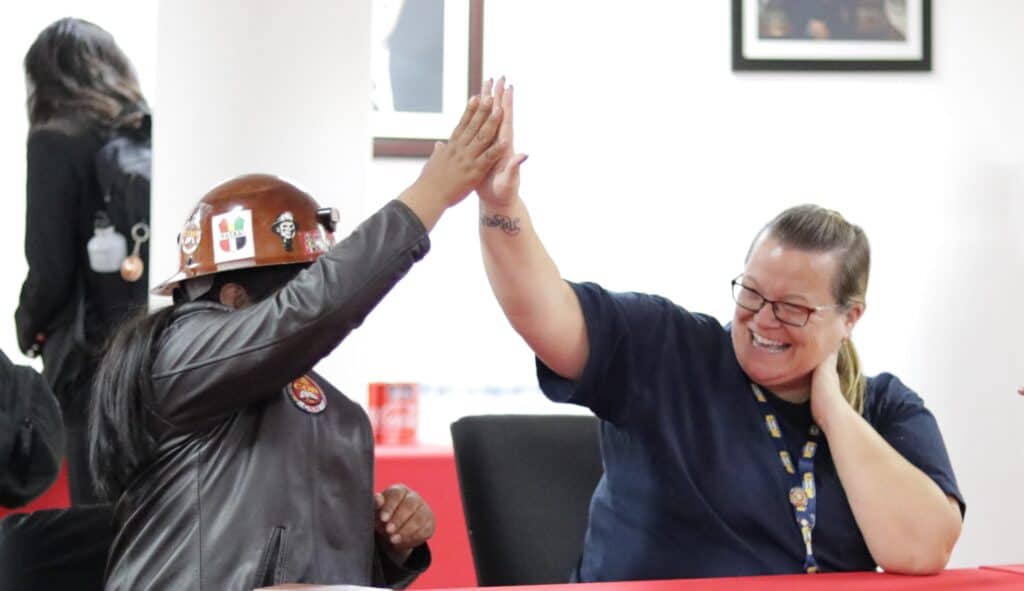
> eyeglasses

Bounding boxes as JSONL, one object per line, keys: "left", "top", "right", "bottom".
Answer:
{"left": 730, "top": 276, "right": 846, "bottom": 328}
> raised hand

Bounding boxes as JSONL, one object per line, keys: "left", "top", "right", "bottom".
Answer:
{"left": 375, "top": 483, "right": 436, "bottom": 555}
{"left": 415, "top": 83, "right": 506, "bottom": 209}
{"left": 476, "top": 76, "right": 528, "bottom": 208}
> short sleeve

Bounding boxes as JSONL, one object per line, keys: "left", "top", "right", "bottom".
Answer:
{"left": 866, "top": 374, "right": 965, "bottom": 517}
{"left": 536, "top": 281, "right": 721, "bottom": 425}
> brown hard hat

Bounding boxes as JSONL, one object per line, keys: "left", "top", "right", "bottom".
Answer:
{"left": 153, "top": 173, "right": 339, "bottom": 296}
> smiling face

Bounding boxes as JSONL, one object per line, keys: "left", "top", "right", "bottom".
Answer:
{"left": 731, "top": 234, "right": 863, "bottom": 400}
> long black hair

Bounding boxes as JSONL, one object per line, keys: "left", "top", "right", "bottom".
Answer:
{"left": 89, "top": 264, "right": 308, "bottom": 500}
{"left": 24, "top": 17, "right": 148, "bottom": 129}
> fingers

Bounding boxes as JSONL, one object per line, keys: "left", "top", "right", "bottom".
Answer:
{"left": 491, "top": 76, "right": 506, "bottom": 110}
{"left": 453, "top": 76, "right": 494, "bottom": 145}
{"left": 387, "top": 493, "right": 435, "bottom": 549}
{"left": 456, "top": 94, "right": 499, "bottom": 151}
{"left": 376, "top": 484, "right": 408, "bottom": 524}
{"left": 498, "top": 83, "right": 514, "bottom": 145}
{"left": 379, "top": 488, "right": 435, "bottom": 550}
{"left": 448, "top": 95, "right": 481, "bottom": 142}
{"left": 382, "top": 489, "right": 420, "bottom": 537}
{"left": 393, "top": 511, "right": 434, "bottom": 550}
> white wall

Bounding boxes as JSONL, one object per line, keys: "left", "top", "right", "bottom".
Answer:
{"left": 1, "top": 0, "right": 1021, "bottom": 571}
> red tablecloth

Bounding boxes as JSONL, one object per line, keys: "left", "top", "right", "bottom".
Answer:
{"left": 429, "top": 568, "right": 1024, "bottom": 591}
{"left": 260, "top": 567, "right": 1024, "bottom": 590}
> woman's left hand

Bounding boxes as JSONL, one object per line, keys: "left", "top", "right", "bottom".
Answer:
{"left": 810, "top": 349, "right": 849, "bottom": 430}
{"left": 376, "top": 484, "right": 436, "bottom": 555}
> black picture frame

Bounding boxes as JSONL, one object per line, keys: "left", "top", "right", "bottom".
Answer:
{"left": 732, "top": 0, "right": 931, "bottom": 71}
{"left": 372, "top": 0, "right": 484, "bottom": 157}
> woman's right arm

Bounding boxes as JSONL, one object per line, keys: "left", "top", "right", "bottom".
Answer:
{"left": 476, "top": 80, "right": 588, "bottom": 381}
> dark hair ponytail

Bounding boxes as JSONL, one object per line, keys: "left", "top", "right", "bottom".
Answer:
{"left": 88, "top": 305, "right": 175, "bottom": 500}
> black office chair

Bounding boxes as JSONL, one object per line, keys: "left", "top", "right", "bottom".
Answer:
{"left": 450, "top": 414, "right": 603, "bottom": 586}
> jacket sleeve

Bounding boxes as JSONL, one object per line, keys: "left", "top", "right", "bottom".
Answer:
{"left": 151, "top": 199, "right": 430, "bottom": 430}
{"left": 373, "top": 541, "right": 431, "bottom": 589}
{"left": 15, "top": 131, "right": 82, "bottom": 354}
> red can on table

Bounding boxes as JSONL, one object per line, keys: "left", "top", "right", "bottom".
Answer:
{"left": 368, "top": 382, "right": 419, "bottom": 445}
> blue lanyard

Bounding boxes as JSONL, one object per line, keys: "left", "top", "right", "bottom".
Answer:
{"left": 750, "top": 383, "right": 821, "bottom": 574}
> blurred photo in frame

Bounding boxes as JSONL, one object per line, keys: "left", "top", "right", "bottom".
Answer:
{"left": 732, "top": 0, "right": 931, "bottom": 71}
{"left": 371, "top": 0, "right": 484, "bottom": 157}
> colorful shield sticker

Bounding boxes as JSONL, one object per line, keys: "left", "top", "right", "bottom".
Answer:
{"left": 211, "top": 209, "right": 256, "bottom": 264}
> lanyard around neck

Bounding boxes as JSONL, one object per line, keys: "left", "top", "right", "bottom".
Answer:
{"left": 750, "top": 383, "right": 821, "bottom": 574}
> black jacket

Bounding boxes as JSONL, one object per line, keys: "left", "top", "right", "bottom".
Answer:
{"left": 104, "top": 201, "right": 431, "bottom": 590}
{"left": 15, "top": 119, "right": 148, "bottom": 393}
{"left": 0, "top": 348, "right": 64, "bottom": 508}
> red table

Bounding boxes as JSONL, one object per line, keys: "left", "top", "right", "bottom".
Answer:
{"left": 261, "top": 567, "right": 1024, "bottom": 590}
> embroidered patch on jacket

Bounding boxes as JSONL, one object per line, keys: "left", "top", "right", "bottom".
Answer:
{"left": 289, "top": 375, "right": 327, "bottom": 414}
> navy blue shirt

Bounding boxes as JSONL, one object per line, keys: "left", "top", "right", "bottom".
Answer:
{"left": 537, "top": 282, "right": 964, "bottom": 582}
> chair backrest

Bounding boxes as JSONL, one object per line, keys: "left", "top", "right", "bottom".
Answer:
{"left": 450, "top": 414, "right": 602, "bottom": 586}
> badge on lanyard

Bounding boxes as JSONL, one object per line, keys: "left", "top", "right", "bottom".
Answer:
{"left": 751, "top": 383, "right": 821, "bottom": 574}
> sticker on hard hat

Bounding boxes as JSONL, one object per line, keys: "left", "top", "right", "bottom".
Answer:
{"left": 212, "top": 209, "right": 256, "bottom": 263}
{"left": 289, "top": 375, "right": 327, "bottom": 414}
{"left": 271, "top": 211, "right": 299, "bottom": 251}
{"left": 300, "top": 231, "right": 331, "bottom": 256}
{"left": 180, "top": 208, "right": 202, "bottom": 255}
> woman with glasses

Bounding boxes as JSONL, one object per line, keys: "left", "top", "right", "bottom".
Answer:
{"left": 474, "top": 82, "right": 962, "bottom": 581}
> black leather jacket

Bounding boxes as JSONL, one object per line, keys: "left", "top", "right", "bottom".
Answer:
{"left": 104, "top": 201, "right": 431, "bottom": 590}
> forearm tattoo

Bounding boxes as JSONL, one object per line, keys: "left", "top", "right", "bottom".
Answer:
{"left": 480, "top": 214, "right": 521, "bottom": 236}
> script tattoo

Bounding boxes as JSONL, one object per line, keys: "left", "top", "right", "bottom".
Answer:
{"left": 480, "top": 214, "right": 521, "bottom": 236}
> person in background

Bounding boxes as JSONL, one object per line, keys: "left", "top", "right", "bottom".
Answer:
{"left": 16, "top": 17, "right": 151, "bottom": 505}
{"left": 88, "top": 85, "right": 508, "bottom": 589}
{"left": 474, "top": 79, "right": 963, "bottom": 580}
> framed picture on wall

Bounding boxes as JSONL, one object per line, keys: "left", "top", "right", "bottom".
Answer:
{"left": 371, "top": 0, "right": 484, "bottom": 157}
{"left": 732, "top": 0, "right": 931, "bottom": 71}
